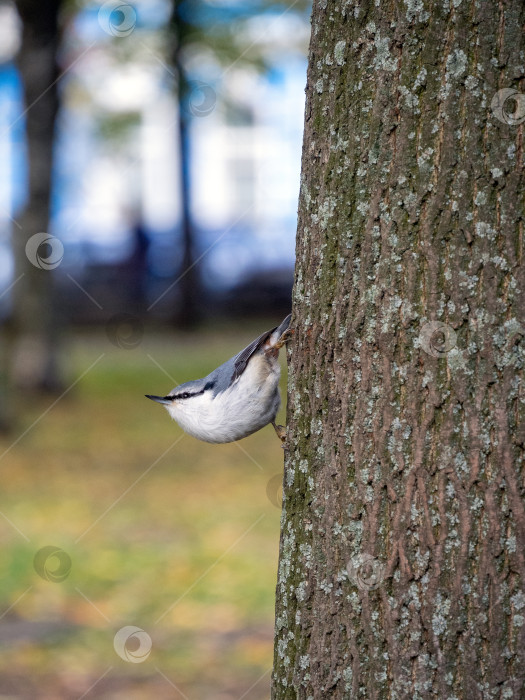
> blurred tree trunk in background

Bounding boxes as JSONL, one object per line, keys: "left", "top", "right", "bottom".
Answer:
{"left": 170, "top": 0, "right": 200, "bottom": 329}
{"left": 12, "top": 0, "right": 63, "bottom": 392}
{"left": 273, "top": 0, "right": 524, "bottom": 697}
{"left": 0, "top": 335, "right": 10, "bottom": 432}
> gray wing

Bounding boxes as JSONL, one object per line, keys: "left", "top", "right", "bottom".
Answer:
{"left": 205, "top": 327, "right": 275, "bottom": 394}
{"left": 232, "top": 315, "right": 290, "bottom": 382}
{"left": 231, "top": 327, "right": 275, "bottom": 382}
{"left": 206, "top": 315, "right": 291, "bottom": 394}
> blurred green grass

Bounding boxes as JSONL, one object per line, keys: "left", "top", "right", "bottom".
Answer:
{"left": 0, "top": 323, "right": 286, "bottom": 699}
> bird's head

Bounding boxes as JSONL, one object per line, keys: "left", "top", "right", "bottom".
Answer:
{"left": 146, "top": 378, "right": 216, "bottom": 419}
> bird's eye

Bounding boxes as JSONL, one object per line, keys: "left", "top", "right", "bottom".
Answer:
{"left": 181, "top": 392, "right": 190, "bottom": 399}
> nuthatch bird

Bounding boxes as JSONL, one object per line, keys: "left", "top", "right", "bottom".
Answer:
{"left": 146, "top": 315, "right": 292, "bottom": 444}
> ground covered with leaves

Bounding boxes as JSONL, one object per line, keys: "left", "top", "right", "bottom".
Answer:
{"left": 0, "top": 323, "right": 286, "bottom": 699}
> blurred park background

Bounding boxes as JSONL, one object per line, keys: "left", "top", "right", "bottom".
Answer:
{"left": 0, "top": 0, "right": 310, "bottom": 697}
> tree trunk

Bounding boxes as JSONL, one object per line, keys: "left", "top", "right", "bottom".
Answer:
{"left": 272, "top": 0, "right": 525, "bottom": 698}
{"left": 12, "top": 0, "right": 63, "bottom": 392}
{"left": 176, "top": 93, "right": 200, "bottom": 327}
{"left": 171, "top": 0, "right": 200, "bottom": 328}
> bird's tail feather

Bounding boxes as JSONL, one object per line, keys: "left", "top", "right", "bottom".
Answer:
{"left": 270, "top": 313, "right": 291, "bottom": 347}
{"left": 275, "top": 314, "right": 291, "bottom": 338}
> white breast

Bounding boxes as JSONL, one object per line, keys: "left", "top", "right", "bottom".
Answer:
{"left": 165, "top": 355, "right": 282, "bottom": 443}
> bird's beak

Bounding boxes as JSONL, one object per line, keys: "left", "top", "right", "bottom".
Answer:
{"left": 145, "top": 394, "right": 173, "bottom": 405}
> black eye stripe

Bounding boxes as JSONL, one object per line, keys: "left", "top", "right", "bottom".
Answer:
{"left": 171, "top": 381, "right": 215, "bottom": 401}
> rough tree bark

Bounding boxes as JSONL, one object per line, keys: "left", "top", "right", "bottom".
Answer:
{"left": 273, "top": 1, "right": 524, "bottom": 698}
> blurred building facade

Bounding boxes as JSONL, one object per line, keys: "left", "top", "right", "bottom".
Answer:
{"left": 0, "top": 0, "right": 308, "bottom": 322}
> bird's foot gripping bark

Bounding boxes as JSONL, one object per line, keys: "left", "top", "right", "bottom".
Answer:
{"left": 272, "top": 421, "right": 287, "bottom": 448}
{"left": 274, "top": 327, "right": 294, "bottom": 350}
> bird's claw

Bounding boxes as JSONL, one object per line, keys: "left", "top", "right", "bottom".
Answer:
{"left": 274, "top": 327, "right": 294, "bottom": 350}
{"left": 272, "top": 421, "right": 287, "bottom": 448}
